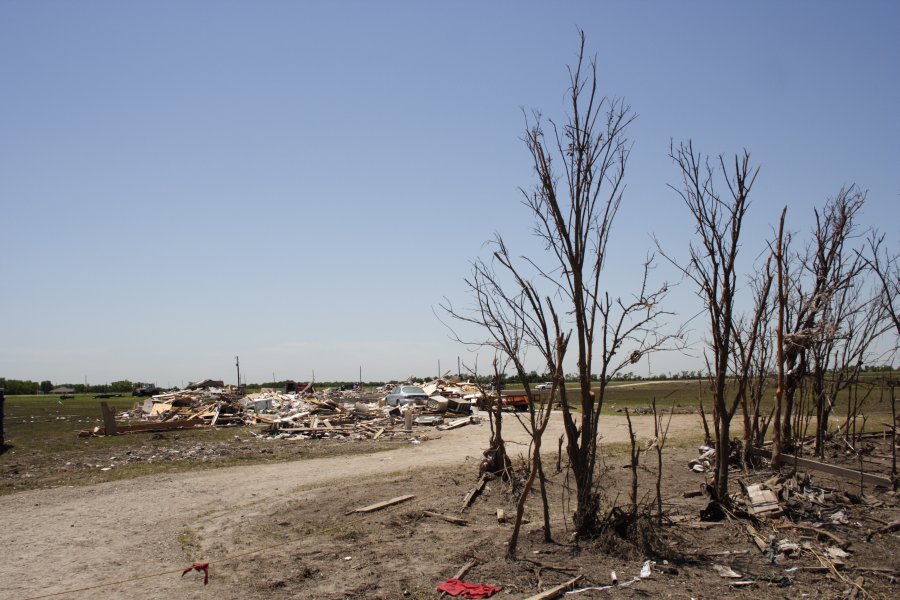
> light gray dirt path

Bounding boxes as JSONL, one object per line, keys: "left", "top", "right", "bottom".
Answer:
{"left": 0, "top": 412, "right": 701, "bottom": 600}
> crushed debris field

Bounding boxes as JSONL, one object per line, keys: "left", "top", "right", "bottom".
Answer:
{"left": 1, "top": 404, "right": 897, "bottom": 600}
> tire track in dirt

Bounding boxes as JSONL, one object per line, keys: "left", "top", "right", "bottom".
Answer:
{"left": 0, "top": 413, "right": 701, "bottom": 600}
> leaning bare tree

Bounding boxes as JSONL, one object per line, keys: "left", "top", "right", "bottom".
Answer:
{"left": 443, "top": 247, "right": 566, "bottom": 557}
{"left": 664, "top": 141, "right": 769, "bottom": 503}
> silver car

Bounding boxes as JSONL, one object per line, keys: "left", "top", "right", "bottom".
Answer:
{"left": 385, "top": 385, "right": 428, "bottom": 406}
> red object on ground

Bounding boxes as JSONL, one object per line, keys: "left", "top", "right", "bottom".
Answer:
{"left": 181, "top": 562, "right": 210, "bottom": 585}
{"left": 437, "top": 578, "right": 501, "bottom": 598}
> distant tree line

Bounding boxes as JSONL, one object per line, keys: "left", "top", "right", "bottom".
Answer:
{"left": 3, "top": 365, "right": 893, "bottom": 396}
{"left": 0, "top": 379, "right": 144, "bottom": 395}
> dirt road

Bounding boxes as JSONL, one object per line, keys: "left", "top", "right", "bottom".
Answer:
{"left": 0, "top": 412, "right": 702, "bottom": 600}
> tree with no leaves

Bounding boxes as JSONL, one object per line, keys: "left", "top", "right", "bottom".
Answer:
{"left": 664, "top": 141, "right": 767, "bottom": 503}
{"left": 776, "top": 189, "right": 879, "bottom": 454}
{"left": 862, "top": 231, "right": 900, "bottom": 342}
{"left": 443, "top": 249, "right": 563, "bottom": 557}
{"left": 449, "top": 31, "right": 673, "bottom": 541}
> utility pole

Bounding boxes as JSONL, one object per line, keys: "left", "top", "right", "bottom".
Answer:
{"left": 458, "top": 356, "right": 461, "bottom": 378}
{"left": 359, "top": 365, "right": 362, "bottom": 387}
{"left": 235, "top": 356, "right": 241, "bottom": 388}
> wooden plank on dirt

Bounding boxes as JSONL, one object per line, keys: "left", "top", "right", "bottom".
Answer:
{"left": 422, "top": 510, "right": 468, "bottom": 526}
{"left": 757, "top": 449, "right": 892, "bottom": 487}
{"left": 522, "top": 575, "right": 583, "bottom": 600}
{"left": 373, "top": 428, "right": 385, "bottom": 440}
{"left": 439, "top": 559, "right": 478, "bottom": 598}
{"left": 778, "top": 523, "right": 849, "bottom": 549}
{"left": 346, "top": 494, "right": 415, "bottom": 515}
{"left": 79, "top": 419, "right": 210, "bottom": 436}
{"left": 442, "top": 417, "right": 472, "bottom": 430}
{"left": 453, "top": 558, "right": 477, "bottom": 579}
{"left": 745, "top": 523, "right": 768, "bottom": 552}
{"left": 277, "top": 426, "right": 353, "bottom": 433}
{"left": 460, "top": 474, "right": 487, "bottom": 512}
{"left": 115, "top": 421, "right": 208, "bottom": 433}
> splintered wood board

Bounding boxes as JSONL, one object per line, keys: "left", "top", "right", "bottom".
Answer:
{"left": 746, "top": 484, "right": 782, "bottom": 516}
{"left": 346, "top": 495, "right": 415, "bottom": 515}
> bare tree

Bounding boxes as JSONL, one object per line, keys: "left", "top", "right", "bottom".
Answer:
{"left": 468, "top": 355, "right": 512, "bottom": 478}
{"left": 448, "top": 31, "right": 672, "bottom": 541}
{"left": 777, "top": 188, "right": 868, "bottom": 451}
{"left": 862, "top": 231, "right": 900, "bottom": 341}
{"left": 520, "top": 33, "right": 673, "bottom": 536}
{"left": 443, "top": 247, "right": 565, "bottom": 557}
{"left": 664, "top": 141, "right": 767, "bottom": 502}
{"left": 808, "top": 269, "right": 886, "bottom": 456}
{"left": 737, "top": 260, "right": 776, "bottom": 467}
{"left": 651, "top": 398, "right": 675, "bottom": 524}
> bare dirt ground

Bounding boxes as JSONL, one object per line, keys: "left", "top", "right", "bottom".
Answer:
{"left": 1, "top": 412, "right": 897, "bottom": 600}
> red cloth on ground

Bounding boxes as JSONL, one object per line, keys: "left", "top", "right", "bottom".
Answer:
{"left": 437, "top": 578, "right": 501, "bottom": 598}
{"left": 181, "top": 562, "right": 210, "bottom": 585}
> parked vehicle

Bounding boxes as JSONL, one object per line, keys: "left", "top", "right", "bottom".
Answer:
{"left": 384, "top": 385, "right": 429, "bottom": 406}
{"left": 534, "top": 382, "right": 553, "bottom": 390}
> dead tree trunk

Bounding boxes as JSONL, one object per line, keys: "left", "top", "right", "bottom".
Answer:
{"left": 663, "top": 141, "right": 764, "bottom": 503}
{"left": 447, "top": 30, "right": 674, "bottom": 542}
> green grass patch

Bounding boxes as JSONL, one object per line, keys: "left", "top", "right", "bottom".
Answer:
{"left": 0, "top": 393, "right": 392, "bottom": 495}
{"left": 503, "top": 377, "right": 895, "bottom": 418}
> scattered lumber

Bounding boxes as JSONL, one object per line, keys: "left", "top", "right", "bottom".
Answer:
{"left": 85, "top": 382, "right": 482, "bottom": 442}
{"left": 523, "top": 575, "right": 583, "bottom": 600}
{"left": 745, "top": 483, "right": 782, "bottom": 517}
{"left": 439, "top": 559, "right": 477, "bottom": 598}
{"left": 346, "top": 494, "right": 415, "bottom": 515}
{"left": 865, "top": 519, "right": 900, "bottom": 541}
{"left": 422, "top": 511, "right": 468, "bottom": 526}
{"left": 277, "top": 426, "right": 356, "bottom": 433}
{"left": 460, "top": 474, "right": 487, "bottom": 512}
{"left": 744, "top": 523, "right": 768, "bottom": 552}
{"left": 757, "top": 449, "right": 892, "bottom": 488}
{"left": 440, "top": 416, "right": 473, "bottom": 431}
{"left": 776, "top": 523, "right": 849, "bottom": 549}
{"left": 78, "top": 420, "right": 209, "bottom": 437}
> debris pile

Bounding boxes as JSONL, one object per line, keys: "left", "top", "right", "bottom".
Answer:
{"left": 252, "top": 388, "right": 480, "bottom": 441}
{"left": 138, "top": 388, "right": 247, "bottom": 425}
{"left": 79, "top": 381, "right": 483, "bottom": 439}
{"left": 688, "top": 445, "right": 716, "bottom": 473}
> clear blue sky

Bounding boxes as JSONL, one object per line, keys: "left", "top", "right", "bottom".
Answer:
{"left": 2, "top": 1, "right": 898, "bottom": 386}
